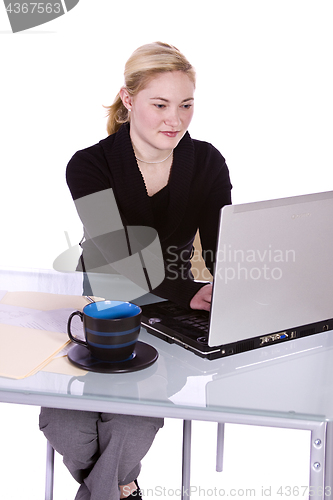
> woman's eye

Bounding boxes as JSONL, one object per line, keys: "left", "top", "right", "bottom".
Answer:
{"left": 182, "top": 104, "right": 192, "bottom": 110}
{"left": 154, "top": 104, "right": 166, "bottom": 109}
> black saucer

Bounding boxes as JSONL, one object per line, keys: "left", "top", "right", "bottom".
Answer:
{"left": 67, "top": 341, "right": 158, "bottom": 374}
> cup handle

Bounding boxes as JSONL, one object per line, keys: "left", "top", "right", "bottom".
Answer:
{"left": 67, "top": 311, "right": 87, "bottom": 347}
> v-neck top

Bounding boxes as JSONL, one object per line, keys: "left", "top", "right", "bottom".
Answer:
{"left": 66, "top": 123, "right": 232, "bottom": 308}
{"left": 150, "top": 185, "right": 170, "bottom": 232}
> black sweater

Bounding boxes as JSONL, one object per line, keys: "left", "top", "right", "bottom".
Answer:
{"left": 66, "top": 123, "right": 232, "bottom": 308}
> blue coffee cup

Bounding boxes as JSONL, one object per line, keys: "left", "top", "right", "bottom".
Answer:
{"left": 67, "top": 300, "right": 142, "bottom": 362}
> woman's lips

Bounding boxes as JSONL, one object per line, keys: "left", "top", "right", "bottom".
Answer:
{"left": 161, "top": 131, "right": 179, "bottom": 138}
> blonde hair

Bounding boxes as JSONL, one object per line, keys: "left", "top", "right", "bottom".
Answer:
{"left": 105, "top": 42, "right": 196, "bottom": 135}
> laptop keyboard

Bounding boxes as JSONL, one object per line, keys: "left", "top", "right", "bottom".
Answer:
{"left": 178, "top": 316, "right": 209, "bottom": 333}
{"left": 150, "top": 301, "right": 210, "bottom": 335}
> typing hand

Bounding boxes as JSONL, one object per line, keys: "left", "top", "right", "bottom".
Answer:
{"left": 189, "top": 284, "right": 212, "bottom": 311}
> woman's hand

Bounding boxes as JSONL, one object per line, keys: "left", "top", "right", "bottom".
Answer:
{"left": 189, "top": 283, "right": 212, "bottom": 311}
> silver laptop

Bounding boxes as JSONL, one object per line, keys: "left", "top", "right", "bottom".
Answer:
{"left": 141, "top": 191, "right": 333, "bottom": 359}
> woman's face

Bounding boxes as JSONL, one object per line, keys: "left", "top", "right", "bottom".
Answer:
{"left": 123, "top": 71, "right": 195, "bottom": 157}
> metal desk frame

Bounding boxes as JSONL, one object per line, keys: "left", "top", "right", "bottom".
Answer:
{"left": 2, "top": 389, "right": 332, "bottom": 500}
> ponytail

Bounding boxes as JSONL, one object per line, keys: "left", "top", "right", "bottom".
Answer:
{"left": 105, "top": 94, "right": 130, "bottom": 135}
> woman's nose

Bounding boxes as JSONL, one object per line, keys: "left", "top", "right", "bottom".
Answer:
{"left": 164, "top": 108, "right": 181, "bottom": 127}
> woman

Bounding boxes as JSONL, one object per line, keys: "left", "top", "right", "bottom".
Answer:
{"left": 40, "top": 42, "right": 232, "bottom": 499}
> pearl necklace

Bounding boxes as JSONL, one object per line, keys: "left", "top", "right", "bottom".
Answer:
{"left": 135, "top": 150, "right": 173, "bottom": 164}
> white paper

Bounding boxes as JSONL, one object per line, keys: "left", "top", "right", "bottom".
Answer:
{"left": 0, "top": 303, "right": 36, "bottom": 324}
{"left": 0, "top": 304, "right": 83, "bottom": 336}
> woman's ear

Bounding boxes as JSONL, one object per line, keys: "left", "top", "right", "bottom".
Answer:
{"left": 119, "top": 87, "right": 132, "bottom": 111}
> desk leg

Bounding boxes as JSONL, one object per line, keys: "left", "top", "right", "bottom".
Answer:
{"left": 45, "top": 440, "right": 55, "bottom": 500}
{"left": 216, "top": 423, "right": 225, "bottom": 472}
{"left": 325, "top": 421, "right": 333, "bottom": 499}
{"left": 309, "top": 421, "right": 326, "bottom": 500}
{"left": 182, "top": 420, "right": 192, "bottom": 500}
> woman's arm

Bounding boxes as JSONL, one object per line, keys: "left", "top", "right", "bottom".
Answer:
{"left": 190, "top": 149, "right": 232, "bottom": 310}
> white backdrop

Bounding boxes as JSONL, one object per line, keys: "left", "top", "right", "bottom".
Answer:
{"left": 1, "top": 0, "right": 332, "bottom": 270}
{"left": 0, "top": 1, "right": 332, "bottom": 499}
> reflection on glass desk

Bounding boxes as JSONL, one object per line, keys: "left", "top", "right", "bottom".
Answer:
{"left": 1, "top": 326, "right": 333, "bottom": 422}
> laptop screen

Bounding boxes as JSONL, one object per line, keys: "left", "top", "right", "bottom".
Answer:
{"left": 209, "top": 191, "right": 333, "bottom": 347}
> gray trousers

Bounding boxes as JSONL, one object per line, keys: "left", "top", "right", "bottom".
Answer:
{"left": 39, "top": 407, "right": 164, "bottom": 500}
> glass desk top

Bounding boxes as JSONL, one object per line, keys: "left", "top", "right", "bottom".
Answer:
{"left": 1, "top": 326, "right": 333, "bottom": 423}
